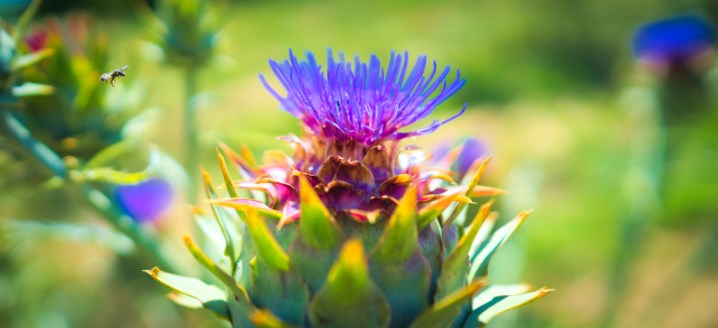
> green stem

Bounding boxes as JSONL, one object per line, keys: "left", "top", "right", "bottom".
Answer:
{"left": 184, "top": 66, "right": 200, "bottom": 204}
{"left": 80, "top": 185, "right": 176, "bottom": 271}
{"left": 1, "top": 110, "right": 67, "bottom": 177}
{"left": 1, "top": 109, "right": 177, "bottom": 271}
{"left": 600, "top": 75, "right": 665, "bottom": 328}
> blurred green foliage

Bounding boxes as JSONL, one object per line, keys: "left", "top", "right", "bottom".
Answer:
{"left": 1, "top": 0, "right": 717, "bottom": 327}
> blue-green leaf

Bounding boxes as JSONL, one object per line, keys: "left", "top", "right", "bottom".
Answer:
{"left": 468, "top": 210, "right": 531, "bottom": 281}
{"left": 309, "top": 240, "right": 391, "bottom": 328}
{"left": 144, "top": 267, "right": 230, "bottom": 319}
{"left": 12, "top": 82, "right": 55, "bottom": 97}
{"left": 463, "top": 287, "right": 553, "bottom": 327}
{"left": 12, "top": 48, "right": 54, "bottom": 70}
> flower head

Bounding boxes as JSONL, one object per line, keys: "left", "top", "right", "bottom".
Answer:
{"left": 633, "top": 15, "right": 715, "bottom": 68}
{"left": 260, "top": 50, "right": 466, "bottom": 147}
{"left": 148, "top": 49, "right": 549, "bottom": 328}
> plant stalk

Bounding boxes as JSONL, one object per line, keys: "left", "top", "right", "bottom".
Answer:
{"left": 1, "top": 109, "right": 177, "bottom": 271}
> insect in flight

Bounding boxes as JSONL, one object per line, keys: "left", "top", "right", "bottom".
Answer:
{"left": 100, "top": 65, "right": 129, "bottom": 87}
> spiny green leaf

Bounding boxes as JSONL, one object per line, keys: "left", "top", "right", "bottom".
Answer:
{"left": 85, "top": 139, "right": 141, "bottom": 169}
{"left": 249, "top": 259, "right": 309, "bottom": 325}
{"left": 408, "top": 280, "right": 485, "bottom": 328}
{"left": 417, "top": 193, "right": 472, "bottom": 229}
{"left": 182, "top": 235, "right": 249, "bottom": 300}
{"left": 210, "top": 198, "right": 282, "bottom": 221}
{"left": 369, "top": 249, "right": 431, "bottom": 328}
{"left": 167, "top": 292, "right": 203, "bottom": 309}
{"left": 289, "top": 177, "right": 342, "bottom": 293}
{"left": 68, "top": 147, "right": 160, "bottom": 184}
{"left": 216, "top": 149, "right": 239, "bottom": 198}
{"left": 465, "top": 287, "right": 553, "bottom": 327}
{"left": 13, "top": 0, "right": 42, "bottom": 44}
{"left": 435, "top": 200, "right": 494, "bottom": 300}
{"left": 371, "top": 184, "right": 419, "bottom": 263}
{"left": 69, "top": 167, "right": 151, "bottom": 184}
{"left": 12, "top": 48, "right": 54, "bottom": 70}
{"left": 144, "top": 267, "right": 230, "bottom": 319}
{"left": 250, "top": 309, "right": 297, "bottom": 328}
{"left": 309, "top": 240, "right": 391, "bottom": 328}
{"left": 468, "top": 210, "right": 531, "bottom": 281}
{"left": 471, "top": 284, "right": 531, "bottom": 310}
{"left": 242, "top": 209, "right": 289, "bottom": 271}
{"left": 369, "top": 185, "right": 432, "bottom": 327}
{"left": 298, "top": 176, "right": 341, "bottom": 249}
{"left": 445, "top": 156, "right": 492, "bottom": 227}
{"left": 201, "top": 168, "right": 240, "bottom": 270}
{"left": 12, "top": 82, "right": 55, "bottom": 97}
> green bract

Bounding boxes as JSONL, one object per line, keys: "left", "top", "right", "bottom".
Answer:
{"left": 148, "top": 148, "right": 550, "bottom": 327}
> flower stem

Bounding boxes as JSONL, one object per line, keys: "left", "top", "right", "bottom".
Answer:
{"left": 600, "top": 75, "right": 665, "bottom": 328}
{"left": 1, "top": 110, "right": 66, "bottom": 177}
{"left": 184, "top": 66, "right": 200, "bottom": 204}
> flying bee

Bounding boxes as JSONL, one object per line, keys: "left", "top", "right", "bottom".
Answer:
{"left": 100, "top": 65, "right": 129, "bottom": 87}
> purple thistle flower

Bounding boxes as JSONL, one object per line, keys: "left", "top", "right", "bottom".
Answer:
{"left": 456, "top": 138, "right": 490, "bottom": 178}
{"left": 633, "top": 15, "right": 715, "bottom": 66}
{"left": 260, "top": 50, "right": 467, "bottom": 145}
{"left": 114, "top": 178, "right": 174, "bottom": 224}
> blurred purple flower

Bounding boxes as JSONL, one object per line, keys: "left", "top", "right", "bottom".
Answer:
{"left": 429, "top": 142, "right": 452, "bottom": 164}
{"left": 260, "top": 49, "right": 466, "bottom": 145}
{"left": 114, "top": 178, "right": 173, "bottom": 224}
{"left": 456, "top": 138, "right": 489, "bottom": 178}
{"left": 633, "top": 15, "right": 715, "bottom": 66}
{"left": 24, "top": 29, "right": 48, "bottom": 53}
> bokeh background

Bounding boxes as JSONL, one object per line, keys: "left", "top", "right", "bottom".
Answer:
{"left": 1, "top": 0, "right": 717, "bottom": 327}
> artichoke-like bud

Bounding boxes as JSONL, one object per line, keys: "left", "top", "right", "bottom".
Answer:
{"left": 2, "top": 10, "right": 165, "bottom": 218}
{"left": 18, "top": 14, "right": 139, "bottom": 159}
{"left": 152, "top": 0, "right": 221, "bottom": 69}
{"left": 9, "top": 14, "right": 160, "bottom": 178}
{"left": 0, "top": 1, "right": 58, "bottom": 188}
{"left": 148, "top": 50, "right": 550, "bottom": 327}
{"left": 0, "top": 0, "right": 54, "bottom": 102}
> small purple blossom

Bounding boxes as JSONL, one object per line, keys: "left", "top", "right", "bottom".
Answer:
{"left": 114, "top": 178, "right": 174, "bottom": 224}
{"left": 260, "top": 50, "right": 466, "bottom": 145}
{"left": 456, "top": 138, "right": 489, "bottom": 178}
{"left": 633, "top": 15, "right": 715, "bottom": 65}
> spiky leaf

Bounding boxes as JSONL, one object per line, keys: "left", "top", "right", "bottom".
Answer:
{"left": 144, "top": 267, "right": 230, "bottom": 319}
{"left": 12, "top": 82, "right": 55, "bottom": 97}
{"left": 211, "top": 198, "right": 282, "bottom": 221}
{"left": 464, "top": 287, "right": 553, "bottom": 327}
{"left": 288, "top": 177, "right": 342, "bottom": 292}
{"left": 417, "top": 193, "right": 472, "bottom": 229}
{"left": 183, "top": 235, "right": 249, "bottom": 300}
{"left": 250, "top": 309, "right": 296, "bottom": 328}
{"left": 241, "top": 209, "right": 289, "bottom": 271}
{"left": 249, "top": 259, "right": 309, "bottom": 325}
{"left": 367, "top": 185, "right": 434, "bottom": 327}
{"left": 435, "top": 200, "right": 494, "bottom": 300}
{"left": 12, "top": 48, "right": 54, "bottom": 70}
{"left": 309, "top": 240, "right": 391, "bottom": 328}
{"left": 372, "top": 184, "right": 419, "bottom": 263}
{"left": 468, "top": 210, "right": 531, "bottom": 281}
{"left": 444, "top": 156, "right": 491, "bottom": 227}
{"left": 298, "top": 176, "right": 341, "bottom": 249}
{"left": 409, "top": 280, "right": 485, "bottom": 328}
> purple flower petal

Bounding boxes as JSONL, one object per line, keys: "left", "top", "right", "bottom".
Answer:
{"left": 633, "top": 15, "right": 715, "bottom": 65}
{"left": 260, "top": 49, "right": 466, "bottom": 145}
